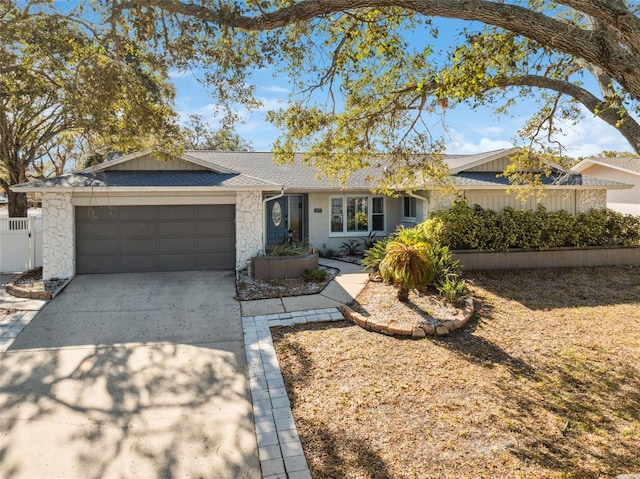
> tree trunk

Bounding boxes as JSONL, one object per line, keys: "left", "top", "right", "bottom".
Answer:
{"left": 398, "top": 286, "right": 409, "bottom": 302}
{"left": 8, "top": 189, "right": 28, "bottom": 217}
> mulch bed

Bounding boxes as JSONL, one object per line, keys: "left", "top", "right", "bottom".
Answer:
{"left": 236, "top": 265, "right": 339, "bottom": 301}
{"left": 272, "top": 266, "right": 640, "bottom": 479}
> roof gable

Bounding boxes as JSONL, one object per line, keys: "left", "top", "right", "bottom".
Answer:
{"left": 82, "top": 150, "right": 239, "bottom": 174}
{"left": 572, "top": 157, "right": 640, "bottom": 177}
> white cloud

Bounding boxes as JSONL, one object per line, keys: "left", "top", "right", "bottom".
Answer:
{"left": 260, "top": 85, "right": 290, "bottom": 94}
{"left": 256, "top": 96, "right": 287, "bottom": 111}
{"left": 547, "top": 111, "right": 633, "bottom": 158}
{"left": 445, "top": 129, "right": 515, "bottom": 154}
{"left": 473, "top": 126, "right": 504, "bottom": 136}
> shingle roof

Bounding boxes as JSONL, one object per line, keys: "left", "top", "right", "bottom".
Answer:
{"left": 186, "top": 150, "right": 629, "bottom": 190}
{"left": 453, "top": 172, "right": 629, "bottom": 187}
{"left": 185, "top": 151, "right": 379, "bottom": 190}
{"left": 13, "top": 149, "right": 631, "bottom": 192}
{"left": 14, "top": 170, "right": 278, "bottom": 189}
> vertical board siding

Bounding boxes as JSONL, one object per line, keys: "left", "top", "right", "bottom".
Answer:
{"left": 108, "top": 155, "right": 207, "bottom": 171}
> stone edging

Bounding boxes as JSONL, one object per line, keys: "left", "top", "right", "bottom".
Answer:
{"left": 339, "top": 295, "right": 475, "bottom": 338}
{"left": 5, "top": 271, "right": 71, "bottom": 300}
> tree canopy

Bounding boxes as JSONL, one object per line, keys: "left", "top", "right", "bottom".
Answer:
{"left": 6, "top": 1, "right": 640, "bottom": 201}
{"left": 96, "top": 0, "right": 640, "bottom": 191}
{"left": 0, "top": 0, "right": 181, "bottom": 216}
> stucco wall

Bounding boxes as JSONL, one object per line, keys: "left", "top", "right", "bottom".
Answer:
{"left": 236, "top": 191, "right": 263, "bottom": 269}
{"left": 577, "top": 189, "right": 607, "bottom": 212}
{"left": 42, "top": 192, "right": 74, "bottom": 280}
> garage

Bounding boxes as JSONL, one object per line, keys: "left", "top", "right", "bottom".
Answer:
{"left": 76, "top": 205, "right": 235, "bottom": 274}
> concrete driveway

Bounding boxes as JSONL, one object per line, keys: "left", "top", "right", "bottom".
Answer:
{"left": 0, "top": 271, "right": 260, "bottom": 479}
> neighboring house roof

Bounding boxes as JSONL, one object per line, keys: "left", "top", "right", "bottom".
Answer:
{"left": 572, "top": 157, "right": 640, "bottom": 177}
{"left": 12, "top": 148, "right": 632, "bottom": 192}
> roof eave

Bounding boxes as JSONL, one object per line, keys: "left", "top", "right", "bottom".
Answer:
{"left": 10, "top": 185, "right": 284, "bottom": 193}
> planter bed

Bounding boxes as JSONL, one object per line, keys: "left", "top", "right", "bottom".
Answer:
{"left": 251, "top": 252, "right": 319, "bottom": 280}
{"left": 452, "top": 245, "right": 640, "bottom": 271}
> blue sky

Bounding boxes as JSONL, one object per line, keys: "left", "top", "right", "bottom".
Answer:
{"left": 168, "top": 15, "right": 633, "bottom": 159}
{"left": 171, "top": 66, "right": 632, "bottom": 159}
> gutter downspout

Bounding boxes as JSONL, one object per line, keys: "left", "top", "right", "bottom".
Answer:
{"left": 262, "top": 188, "right": 285, "bottom": 254}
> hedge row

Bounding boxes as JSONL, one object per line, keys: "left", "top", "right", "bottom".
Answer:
{"left": 423, "top": 200, "right": 640, "bottom": 251}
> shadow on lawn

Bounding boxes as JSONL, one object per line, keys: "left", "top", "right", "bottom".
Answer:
{"left": 436, "top": 287, "right": 640, "bottom": 477}
{"left": 466, "top": 265, "right": 640, "bottom": 310}
{"left": 272, "top": 323, "right": 393, "bottom": 479}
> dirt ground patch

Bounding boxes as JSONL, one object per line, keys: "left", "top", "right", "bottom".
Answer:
{"left": 272, "top": 266, "right": 640, "bottom": 479}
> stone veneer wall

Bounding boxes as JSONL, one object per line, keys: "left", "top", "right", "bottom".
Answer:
{"left": 577, "top": 189, "right": 607, "bottom": 212}
{"left": 42, "top": 192, "right": 75, "bottom": 280}
{"left": 236, "top": 191, "right": 263, "bottom": 269}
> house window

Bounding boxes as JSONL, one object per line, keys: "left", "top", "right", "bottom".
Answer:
{"left": 403, "top": 196, "right": 417, "bottom": 220}
{"left": 330, "top": 196, "right": 384, "bottom": 235}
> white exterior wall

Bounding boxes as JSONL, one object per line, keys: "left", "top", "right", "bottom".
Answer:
{"left": 42, "top": 192, "right": 74, "bottom": 280}
{"left": 236, "top": 191, "right": 263, "bottom": 269}
{"left": 307, "top": 192, "right": 403, "bottom": 252}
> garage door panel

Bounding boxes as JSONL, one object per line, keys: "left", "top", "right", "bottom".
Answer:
{"left": 76, "top": 207, "right": 117, "bottom": 221}
{"left": 77, "top": 255, "right": 119, "bottom": 274}
{"left": 198, "top": 221, "right": 234, "bottom": 235}
{"left": 159, "top": 205, "right": 196, "bottom": 220}
{"left": 76, "top": 222, "right": 118, "bottom": 238}
{"left": 158, "top": 221, "right": 196, "bottom": 236}
{"left": 119, "top": 206, "right": 158, "bottom": 220}
{"left": 159, "top": 254, "right": 197, "bottom": 270}
{"left": 159, "top": 237, "right": 196, "bottom": 252}
{"left": 120, "top": 239, "right": 156, "bottom": 254}
{"left": 120, "top": 222, "right": 157, "bottom": 237}
{"left": 198, "top": 253, "right": 235, "bottom": 269}
{"left": 76, "top": 205, "right": 235, "bottom": 273}
{"left": 77, "top": 239, "right": 119, "bottom": 255}
{"left": 197, "top": 236, "right": 234, "bottom": 251}
{"left": 197, "top": 204, "right": 234, "bottom": 219}
{"left": 121, "top": 254, "right": 159, "bottom": 272}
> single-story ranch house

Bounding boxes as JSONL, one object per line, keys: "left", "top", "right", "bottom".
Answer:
{"left": 12, "top": 148, "right": 631, "bottom": 280}
{"left": 572, "top": 156, "right": 640, "bottom": 216}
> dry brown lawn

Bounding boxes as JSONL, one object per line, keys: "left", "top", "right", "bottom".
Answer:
{"left": 272, "top": 266, "right": 640, "bottom": 479}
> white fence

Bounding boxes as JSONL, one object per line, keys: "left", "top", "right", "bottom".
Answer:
{"left": 0, "top": 216, "right": 43, "bottom": 272}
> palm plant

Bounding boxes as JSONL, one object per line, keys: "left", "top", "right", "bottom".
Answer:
{"left": 379, "top": 239, "right": 435, "bottom": 302}
{"left": 361, "top": 238, "right": 389, "bottom": 279}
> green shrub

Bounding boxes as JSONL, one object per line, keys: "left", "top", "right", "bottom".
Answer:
{"left": 362, "top": 238, "right": 390, "bottom": 276}
{"left": 320, "top": 248, "right": 339, "bottom": 258}
{"left": 423, "top": 201, "right": 640, "bottom": 251}
{"left": 267, "top": 240, "right": 309, "bottom": 256}
{"left": 303, "top": 268, "right": 328, "bottom": 282}
{"left": 436, "top": 276, "right": 468, "bottom": 303}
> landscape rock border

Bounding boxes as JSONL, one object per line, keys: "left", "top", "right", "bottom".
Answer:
{"left": 340, "top": 295, "right": 475, "bottom": 338}
{"left": 5, "top": 270, "right": 71, "bottom": 300}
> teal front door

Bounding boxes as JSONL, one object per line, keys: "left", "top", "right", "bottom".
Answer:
{"left": 266, "top": 197, "right": 289, "bottom": 244}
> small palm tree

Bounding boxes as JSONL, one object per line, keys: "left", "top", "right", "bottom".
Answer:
{"left": 379, "top": 240, "right": 435, "bottom": 302}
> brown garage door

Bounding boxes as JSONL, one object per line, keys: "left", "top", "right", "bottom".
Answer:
{"left": 76, "top": 205, "right": 235, "bottom": 273}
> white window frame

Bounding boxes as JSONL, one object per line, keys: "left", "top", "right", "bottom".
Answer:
{"left": 402, "top": 195, "right": 418, "bottom": 222}
{"left": 329, "top": 195, "right": 386, "bottom": 236}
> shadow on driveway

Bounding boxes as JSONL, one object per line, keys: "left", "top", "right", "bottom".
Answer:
{"left": 0, "top": 271, "right": 260, "bottom": 479}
